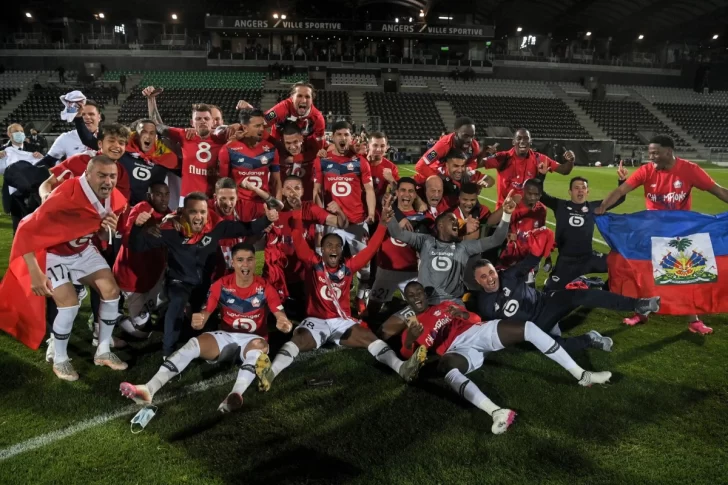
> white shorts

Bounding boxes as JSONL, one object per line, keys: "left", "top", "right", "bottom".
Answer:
{"left": 297, "top": 316, "right": 358, "bottom": 349}
{"left": 445, "top": 320, "right": 504, "bottom": 374}
{"left": 46, "top": 246, "right": 109, "bottom": 290}
{"left": 370, "top": 268, "right": 418, "bottom": 303}
{"left": 122, "top": 275, "right": 165, "bottom": 326}
{"left": 327, "top": 222, "right": 369, "bottom": 254}
{"left": 207, "top": 330, "right": 265, "bottom": 360}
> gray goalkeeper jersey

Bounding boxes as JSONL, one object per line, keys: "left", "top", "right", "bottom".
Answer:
{"left": 387, "top": 216, "right": 509, "bottom": 303}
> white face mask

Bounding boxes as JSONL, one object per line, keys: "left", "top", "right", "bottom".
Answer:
{"left": 11, "top": 132, "right": 25, "bottom": 144}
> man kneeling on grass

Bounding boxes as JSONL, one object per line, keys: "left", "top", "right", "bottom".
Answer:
{"left": 119, "top": 243, "right": 292, "bottom": 413}
{"left": 256, "top": 197, "right": 427, "bottom": 391}
{"left": 380, "top": 282, "right": 612, "bottom": 435}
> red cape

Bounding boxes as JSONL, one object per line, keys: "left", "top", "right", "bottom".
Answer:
{"left": 0, "top": 177, "right": 127, "bottom": 349}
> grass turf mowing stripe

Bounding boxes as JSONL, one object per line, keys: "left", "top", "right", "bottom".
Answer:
{"left": 396, "top": 165, "right": 609, "bottom": 246}
{"left": 0, "top": 345, "right": 343, "bottom": 462}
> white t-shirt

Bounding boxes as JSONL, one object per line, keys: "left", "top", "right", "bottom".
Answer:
{"left": 47, "top": 129, "right": 96, "bottom": 163}
{"left": 0, "top": 145, "right": 43, "bottom": 194}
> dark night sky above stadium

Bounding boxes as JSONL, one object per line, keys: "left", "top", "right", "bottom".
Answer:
{"left": 6, "top": 0, "right": 728, "bottom": 44}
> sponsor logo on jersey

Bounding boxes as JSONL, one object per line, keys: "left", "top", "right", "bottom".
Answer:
{"left": 582, "top": 206, "right": 589, "bottom": 213}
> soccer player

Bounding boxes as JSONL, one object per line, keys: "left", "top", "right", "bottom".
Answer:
{"left": 209, "top": 178, "right": 246, "bottom": 279}
{"left": 366, "top": 132, "right": 399, "bottom": 212}
{"left": 313, "top": 121, "right": 377, "bottom": 304}
{"left": 217, "top": 109, "right": 281, "bottom": 222}
{"left": 438, "top": 150, "right": 494, "bottom": 208}
{"left": 415, "top": 117, "right": 482, "bottom": 184}
{"left": 113, "top": 182, "right": 171, "bottom": 338}
{"left": 24, "top": 155, "right": 129, "bottom": 380}
{"left": 471, "top": 230, "right": 661, "bottom": 353}
{"left": 120, "top": 243, "right": 293, "bottom": 413}
{"left": 367, "top": 177, "right": 429, "bottom": 317}
{"left": 143, "top": 87, "right": 227, "bottom": 204}
{"left": 385, "top": 282, "right": 613, "bottom": 435}
{"left": 451, "top": 182, "right": 503, "bottom": 241}
{"left": 239, "top": 82, "right": 325, "bottom": 153}
{"left": 497, "top": 178, "right": 550, "bottom": 272}
{"left": 596, "top": 135, "right": 728, "bottom": 334}
{"left": 256, "top": 200, "right": 427, "bottom": 391}
{"left": 541, "top": 164, "right": 628, "bottom": 291}
{"left": 482, "top": 128, "right": 574, "bottom": 207}
{"left": 279, "top": 122, "right": 320, "bottom": 201}
{"left": 39, "top": 123, "right": 132, "bottom": 203}
{"left": 37, "top": 100, "right": 102, "bottom": 168}
{"left": 129, "top": 192, "right": 278, "bottom": 357}
{"left": 387, "top": 191, "right": 515, "bottom": 305}
{"left": 422, "top": 175, "right": 449, "bottom": 218}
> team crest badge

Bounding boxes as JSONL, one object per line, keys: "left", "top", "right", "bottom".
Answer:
{"left": 251, "top": 297, "right": 261, "bottom": 307}
{"left": 534, "top": 222, "right": 539, "bottom": 228}
{"left": 261, "top": 156, "right": 268, "bottom": 165}
{"left": 582, "top": 206, "right": 589, "bottom": 213}
{"left": 200, "top": 236, "right": 212, "bottom": 246}
{"left": 265, "top": 111, "right": 277, "bottom": 121}
{"left": 433, "top": 310, "right": 441, "bottom": 316}
{"left": 336, "top": 270, "right": 344, "bottom": 279}
{"left": 347, "top": 163, "right": 354, "bottom": 170}
{"left": 652, "top": 233, "right": 717, "bottom": 285}
{"left": 674, "top": 180, "right": 683, "bottom": 189}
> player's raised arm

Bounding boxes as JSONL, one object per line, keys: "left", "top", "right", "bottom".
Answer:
{"left": 142, "top": 86, "right": 170, "bottom": 135}
{"left": 464, "top": 190, "right": 515, "bottom": 255}
{"left": 552, "top": 149, "right": 575, "bottom": 175}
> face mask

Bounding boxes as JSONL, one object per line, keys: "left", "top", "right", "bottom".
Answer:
{"left": 130, "top": 405, "right": 158, "bottom": 434}
{"left": 11, "top": 132, "right": 25, "bottom": 144}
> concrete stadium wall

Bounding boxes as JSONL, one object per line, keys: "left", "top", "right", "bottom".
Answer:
{"left": 0, "top": 52, "right": 208, "bottom": 72}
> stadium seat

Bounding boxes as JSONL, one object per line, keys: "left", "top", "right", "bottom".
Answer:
{"left": 440, "top": 79, "right": 555, "bottom": 98}
{"left": 656, "top": 103, "right": 728, "bottom": 148}
{"left": 331, "top": 74, "right": 378, "bottom": 87}
{"left": 365, "top": 92, "right": 445, "bottom": 141}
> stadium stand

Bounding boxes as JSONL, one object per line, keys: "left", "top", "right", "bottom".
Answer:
{"left": 558, "top": 82, "right": 589, "bottom": 96}
{"left": 401, "top": 76, "right": 430, "bottom": 88}
{"left": 632, "top": 86, "right": 728, "bottom": 106}
{"left": 365, "top": 92, "right": 445, "bottom": 141}
{"left": 0, "top": 88, "right": 20, "bottom": 111}
{"left": 440, "top": 79, "right": 555, "bottom": 98}
{"left": 656, "top": 103, "right": 728, "bottom": 150}
{"left": 447, "top": 95, "right": 592, "bottom": 140}
{"left": 0, "top": 71, "right": 41, "bottom": 89}
{"left": 3, "top": 86, "right": 111, "bottom": 134}
{"left": 136, "top": 71, "right": 265, "bottom": 89}
{"left": 331, "top": 74, "right": 378, "bottom": 86}
{"left": 280, "top": 73, "right": 308, "bottom": 84}
{"left": 117, "top": 88, "right": 263, "bottom": 127}
{"left": 605, "top": 84, "right": 631, "bottom": 97}
{"left": 576, "top": 99, "right": 688, "bottom": 146}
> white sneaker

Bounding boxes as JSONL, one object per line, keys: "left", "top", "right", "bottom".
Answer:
{"left": 94, "top": 351, "right": 128, "bottom": 371}
{"left": 45, "top": 336, "right": 55, "bottom": 363}
{"left": 578, "top": 371, "right": 612, "bottom": 387}
{"left": 587, "top": 330, "right": 614, "bottom": 352}
{"left": 53, "top": 359, "right": 79, "bottom": 381}
{"left": 491, "top": 408, "right": 517, "bottom": 435}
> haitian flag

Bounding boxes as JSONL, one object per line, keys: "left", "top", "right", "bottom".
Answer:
{"left": 0, "top": 176, "right": 127, "bottom": 350}
{"left": 596, "top": 210, "right": 728, "bottom": 315}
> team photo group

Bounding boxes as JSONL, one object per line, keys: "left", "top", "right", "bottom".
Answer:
{"left": 2, "top": 80, "right": 727, "bottom": 437}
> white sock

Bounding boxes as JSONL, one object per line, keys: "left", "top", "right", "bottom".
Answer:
{"left": 97, "top": 298, "right": 120, "bottom": 355}
{"left": 52, "top": 305, "right": 79, "bottom": 363}
{"left": 231, "top": 349, "right": 262, "bottom": 395}
{"left": 367, "top": 339, "right": 403, "bottom": 373}
{"left": 445, "top": 368, "right": 500, "bottom": 416}
{"left": 146, "top": 338, "right": 200, "bottom": 396}
{"left": 524, "top": 321, "right": 584, "bottom": 380}
{"left": 270, "top": 341, "right": 299, "bottom": 377}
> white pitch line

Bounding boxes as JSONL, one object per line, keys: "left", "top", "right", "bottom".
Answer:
{"left": 397, "top": 166, "right": 609, "bottom": 247}
{"left": 0, "top": 346, "right": 342, "bottom": 462}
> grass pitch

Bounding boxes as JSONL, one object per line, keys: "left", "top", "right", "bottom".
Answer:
{"left": 1, "top": 166, "right": 727, "bottom": 484}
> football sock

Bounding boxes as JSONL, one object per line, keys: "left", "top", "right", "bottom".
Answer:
{"left": 445, "top": 368, "right": 500, "bottom": 416}
{"left": 270, "top": 341, "right": 299, "bottom": 377}
{"left": 52, "top": 305, "right": 79, "bottom": 363}
{"left": 367, "top": 339, "right": 403, "bottom": 373}
{"left": 147, "top": 337, "right": 200, "bottom": 396}
{"left": 231, "top": 349, "right": 262, "bottom": 395}
{"left": 97, "top": 298, "right": 120, "bottom": 355}
{"left": 524, "top": 321, "right": 584, "bottom": 380}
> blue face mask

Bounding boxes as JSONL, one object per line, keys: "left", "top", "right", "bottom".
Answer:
{"left": 11, "top": 132, "right": 25, "bottom": 144}
{"left": 130, "top": 405, "right": 158, "bottom": 434}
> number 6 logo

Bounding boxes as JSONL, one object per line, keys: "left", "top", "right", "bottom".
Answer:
{"left": 244, "top": 176, "right": 263, "bottom": 189}
{"left": 232, "top": 317, "right": 257, "bottom": 332}
{"left": 69, "top": 236, "right": 92, "bottom": 248}
{"left": 332, "top": 181, "right": 351, "bottom": 197}
{"left": 133, "top": 166, "right": 151, "bottom": 181}
{"left": 503, "top": 299, "right": 520, "bottom": 317}
{"left": 390, "top": 237, "right": 407, "bottom": 247}
{"left": 569, "top": 215, "right": 585, "bottom": 227}
{"left": 431, "top": 256, "right": 452, "bottom": 272}
{"left": 319, "top": 285, "right": 342, "bottom": 302}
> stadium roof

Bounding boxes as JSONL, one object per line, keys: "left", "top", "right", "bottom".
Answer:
{"left": 7, "top": 0, "right": 728, "bottom": 45}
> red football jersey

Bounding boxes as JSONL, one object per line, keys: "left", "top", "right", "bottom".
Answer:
{"left": 265, "top": 99, "right": 326, "bottom": 151}
{"left": 47, "top": 201, "right": 126, "bottom": 257}
{"left": 377, "top": 209, "right": 423, "bottom": 272}
{"left": 217, "top": 139, "right": 280, "bottom": 202}
{"left": 400, "top": 302, "right": 481, "bottom": 358}
{"left": 114, "top": 201, "right": 170, "bottom": 293}
{"left": 203, "top": 274, "right": 283, "bottom": 339}
{"left": 438, "top": 166, "right": 486, "bottom": 209}
{"left": 50, "top": 152, "right": 130, "bottom": 201}
{"left": 281, "top": 153, "right": 316, "bottom": 201}
{"left": 415, "top": 133, "right": 481, "bottom": 184}
{"left": 625, "top": 158, "right": 715, "bottom": 211}
{"left": 266, "top": 202, "right": 331, "bottom": 283}
{"left": 293, "top": 221, "right": 386, "bottom": 319}
{"left": 368, "top": 158, "right": 400, "bottom": 212}
{"left": 510, "top": 201, "right": 547, "bottom": 235}
{"left": 483, "top": 148, "right": 559, "bottom": 207}
{"left": 313, "top": 154, "right": 373, "bottom": 225}
{"left": 211, "top": 200, "right": 249, "bottom": 280}
{"left": 167, "top": 128, "right": 225, "bottom": 198}
{"left": 452, "top": 204, "right": 492, "bottom": 225}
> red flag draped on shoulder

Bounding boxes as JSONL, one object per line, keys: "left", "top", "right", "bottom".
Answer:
{"left": 0, "top": 176, "right": 127, "bottom": 350}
